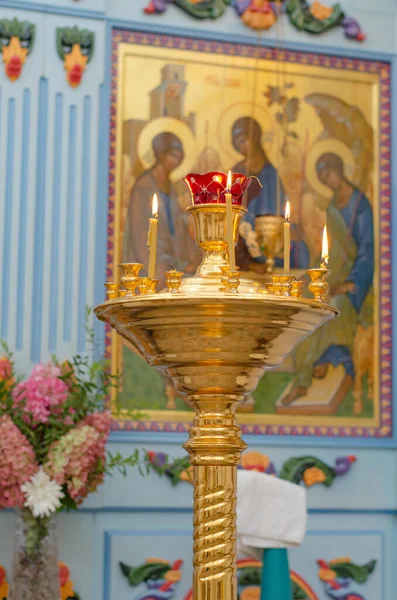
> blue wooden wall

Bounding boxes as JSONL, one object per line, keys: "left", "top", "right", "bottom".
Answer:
{"left": 0, "top": 1, "right": 397, "bottom": 599}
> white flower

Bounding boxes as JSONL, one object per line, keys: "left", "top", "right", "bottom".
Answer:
{"left": 21, "top": 468, "right": 64, "bottom": 518}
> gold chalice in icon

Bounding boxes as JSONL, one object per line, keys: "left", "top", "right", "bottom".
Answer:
{"left": 254, "top": 215, "right": 284, "bottom": 274}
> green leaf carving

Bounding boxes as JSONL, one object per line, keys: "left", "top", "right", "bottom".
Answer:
{"left": 0, "top": 18, "right": 35, "bottom": 54}
{"left": 331, "top": 559, "right": 377, "bottom": 584}
{"left": 238, "top": 567, "right": 262, "bottom": 587}
{"left": 175, "top": 0, "right": 232, "bottom": 19}
{"left": 119, "top": 561, "right": 171, "bottom": 587}
{"left": 56, "top": 27, "right": 95, "bottom": 62}
{"left": 279, "top": 456, "right": 335, "bottom": 486}
{"left": 286, "top": 0, "right": 344, "bottom": 34}
{"left": 292, "top": 580, "right": 308, "bottom": 599}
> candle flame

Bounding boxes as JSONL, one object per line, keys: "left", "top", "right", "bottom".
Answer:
{"left": 152, "top": 194, "right": 158, "bottom": 218}
{"left": 285, "top": 200, "right": 290, "bottom": 223}
{"left": 322, "top": 224, "right": 329, "bottom": 266}
{"left": 227, "top": 170, "right": 232, "bottom": 191}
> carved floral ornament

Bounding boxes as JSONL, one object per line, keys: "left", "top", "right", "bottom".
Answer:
{"left": 143, "top": 0, "right": 365, "bottom": 41}
{"left": 56, "top": 27, "right": 95, "bottom": 88}
{"left": 0, "top": 20, "right": 94, "bottom": 87}
{"left": 0, "top": 18, "right": 35, "bottom": 81}
{"left": 144, "top": 450, "right": 357, "bottom": 488}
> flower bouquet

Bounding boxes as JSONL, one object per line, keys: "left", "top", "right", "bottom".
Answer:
{"left": 0, "top": 343, "right": 139, "bottom": 600}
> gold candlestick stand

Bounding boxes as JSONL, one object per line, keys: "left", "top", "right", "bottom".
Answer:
{"left": 95, "top": 202, "right": 337, "bottom": 600}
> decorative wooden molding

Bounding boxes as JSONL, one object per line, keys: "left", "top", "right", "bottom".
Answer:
{"left": 144, "top": 450, "right": 357, "bottom": 488}
{"left": 142, "top": 1, "right": 365, "bottom": 41}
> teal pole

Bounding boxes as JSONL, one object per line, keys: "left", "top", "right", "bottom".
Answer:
{"left": 261, "top": 549, "right": 292, "bottom": 600}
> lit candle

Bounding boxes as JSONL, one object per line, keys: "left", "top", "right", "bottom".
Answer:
{"left": 321, "top": 224, "right": 329, "bottom": 268}
{"left": 284, "top": 200, "right": 291, "bottom": 273}
{"left": 225, "top": 170, "right": 236, "bottom": 270}
{"left": 148, "top": 194, "right": 158, "bottom": 279}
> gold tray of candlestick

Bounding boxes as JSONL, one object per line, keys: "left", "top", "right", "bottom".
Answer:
{"left": 96, "top": 291, "right": 337, "bottom": 402}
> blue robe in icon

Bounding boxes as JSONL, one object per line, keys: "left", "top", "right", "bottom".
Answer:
{"left": 295, "top": 186, "right": 374, "bottom": 386}
{"left": 241, "top": 162, "right": 309, "bottom": 269}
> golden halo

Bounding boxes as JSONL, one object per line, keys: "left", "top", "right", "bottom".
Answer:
{"left": 306, "top": 139, "right": 355, "bottom": 200}
{"left": 137, "top": 117, "right": 197, "bottom": 183}
{"left": 217, "top": 103, "right": 274, "bottom": 165}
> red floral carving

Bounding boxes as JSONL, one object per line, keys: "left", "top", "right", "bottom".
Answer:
{"left": 184, "top": 172, "right": 252, "bottom": 205}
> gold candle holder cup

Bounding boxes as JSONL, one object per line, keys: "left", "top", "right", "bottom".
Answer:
{"left": 271, "top": 274, "right": 295, "bottom": 297}
{"left": 291, "top": 280, "right": 304, "bottom": 298}
{"left": 118, "top": 263, "right": 143, "bottom": 296}
{"left": 138, "top": 277, "right": 159, "bottom": 295}
{"left": 220, "top": 266, "right": 240, "bottom": 293}
{"left": 105, "top": 282, "right": 119, "bottom": 300}
{"left": 307, "top": 268, "right": 330, "bottom": 302}
{"left": 166, "top": 269, "right": 184, "bottom": 294}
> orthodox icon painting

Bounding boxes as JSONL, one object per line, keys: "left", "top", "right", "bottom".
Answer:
{"left": 107, "top": 29, "right": 392, "bottom": 440}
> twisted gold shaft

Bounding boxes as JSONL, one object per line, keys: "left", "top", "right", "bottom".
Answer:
{"left": 193, "top": 465, "right": 237, "bottom": 600}
{"left": 184, "top": 395, "right": 247, "bottom": 600}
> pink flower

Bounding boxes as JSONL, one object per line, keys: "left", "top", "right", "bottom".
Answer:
{"left": 0, "top": 416, "right": 38, "bottom": 509}
{"left": 82, "top": 411, "right": 112, "bottom": 435}
{"left": 45, "top": 417, "right": 110, "bottom": 504}
{"left": 12, "top": 362, "right": 69, "bottom": 424}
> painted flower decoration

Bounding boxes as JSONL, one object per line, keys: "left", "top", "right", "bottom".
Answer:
{"left": 0, "top": 565, "right": 8, "bottom": 600}
{"left": 56, "top": 26, "right": 95, "bottom": 88}
{"left": 21, "top": 467, "right": 64, "bottom": 518}
{"left": 0, "top": 18, "right": 35, "bottom": 81}
{"left": 240, "top": 451, "right": 276, "bottom": 474}
{"left": 59, "top": 562, "right": 76, "bottom": 600}
{"left": 234, "top": 0, "right": 278, "bottom": 31}
{"left": 184, "top": 172, "right": 253, "bottom": 205}
{"left": 0, "top": 355, "right": 14, "bottom": 391}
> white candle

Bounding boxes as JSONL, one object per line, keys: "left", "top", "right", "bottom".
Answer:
{"left": 226, "top": 170, "right": 236, "bottom": 270}
{"left": 321, "top": 224, "right": 329, "bottom": 268}
{"left": 148, "top": 194, "right": 158, "bottom": 279}
{"left": 284, "top": 200, "right": 291, "bottom": 273}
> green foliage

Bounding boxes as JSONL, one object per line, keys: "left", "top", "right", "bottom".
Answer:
{"left": 56, "top": 26, "right": 95, "bottom": 62}
{"left": 0, "top": 18, "right": 35, "bottom": 53}
{"left": 120, "top": 561, "right": 171, "bottom": 586}
{"left": 292, "top": 580, "right": 308, "bottom": 599}
{"left": 144, "top": 452, "right": 192, "bottom": 485}
{"left": 331, "top": 559, "right": 377, "bottom": 584}
{"left": 105, "top": 449, "right": 141, "bottom": 477}
{"left": 279, "top": 456, "right": 335, "bottom": 486}
{"left": 285, "top": 0, "right": 344, "bottom": 34}
{"left": 21, "top": 508, "right": 52, "bottom": 557}
{"left": 238, "top": 567, "right": 261, "bottom": 587}
{"left": 175, "top": 0, "right": 232, "bottom": 19}
{"left": 0, "top": 309, "right": 149, "bottom": 520}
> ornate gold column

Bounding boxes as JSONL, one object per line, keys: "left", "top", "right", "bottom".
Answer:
{"left": 185, "top": 395, "right": 247, "bottom": 600}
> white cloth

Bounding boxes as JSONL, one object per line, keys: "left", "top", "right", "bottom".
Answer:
{"left": 236, "top": 470, "right": 307, "bottom": 560}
